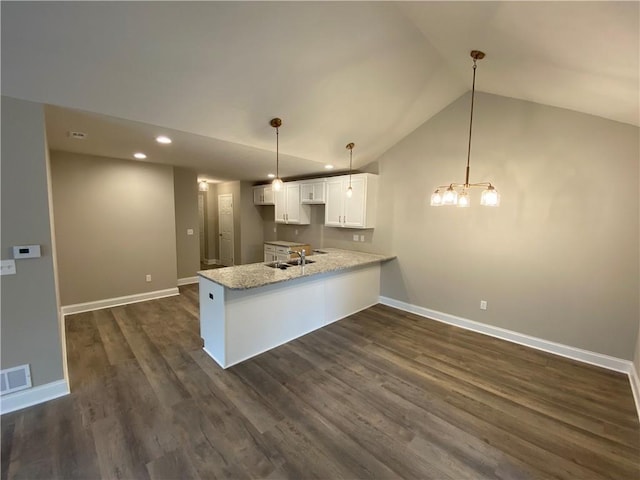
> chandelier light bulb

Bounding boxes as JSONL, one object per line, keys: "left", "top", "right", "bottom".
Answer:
{"left": 457, "top": 190, "right": 470, "bottom": 208}
{"left": 430, "top": 190, "right": 443, "bottom": 206}
{"left": 481, "top": 186, "right": 500, "bottom": 206}
{"left": 442, "top": 187, "right": 458, "bottom": 206}
{"left": 272, "top": 177, "right": 283, "bottom": 192}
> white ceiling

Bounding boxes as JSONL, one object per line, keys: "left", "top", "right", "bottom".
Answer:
{"left": 2, "top": 2, "right": 638, "bottom": 182}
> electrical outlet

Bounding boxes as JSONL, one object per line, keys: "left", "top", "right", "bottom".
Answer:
{"left": 146, "top": 274, "right": 152, "bottom": 282}
{"left": 480, "top": 300, "right": 487, "bottom": 310}
{"left": 295, "top": 229, "right": 298, "bottom": 235}
{"left": 353, "top": 234, "right": 359, "bottom": 241}
{"left": 187, "top": 229, "right": 194, "bottom": 235}
{"left": 1, "top": 260, "right": 16, "bottom": 275}
{"left": 360, "top": 235, "right": 365, "bottom": 242}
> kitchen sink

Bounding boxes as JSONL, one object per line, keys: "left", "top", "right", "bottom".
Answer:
{"left": 286, "top": 259, "right": 316, "bottom": 266}
{"left": 264, "top": 262, "right": 290, "bottom": 269}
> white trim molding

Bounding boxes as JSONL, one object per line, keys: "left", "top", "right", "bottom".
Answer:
{"left": 629, "top": 364, "right": 640, "bottom": 421}
{"left": 61, "top": 287, "right": 179, "bottom": 315}
{"left": 0, "top": 379, "right": 69, "bottom": 415}
{"left": 178, "top": 276, "right": 199, "bottom": 286}
{"left": 379, "top": 296, "right": 632, "bottom": 373}
{"left": 379, "top": 297, "right": 639, "bottom": 420}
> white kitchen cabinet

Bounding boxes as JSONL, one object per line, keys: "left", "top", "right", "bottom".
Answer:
{"left": 264, "top": 244, "right": 290, "bottom": 263}
{"left": 253, "top": 185, "right": 274, "bottom": 205}
{"left": 274, "top": 182, "right": 310, "bottom": 224}
{"left": 300, "top": 179, "right": 326, "bottom": 204}
{"left": 325, "top": 173, "right": 378, "bottom": 229}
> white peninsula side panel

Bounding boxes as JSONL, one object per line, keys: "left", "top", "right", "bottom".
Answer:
{"left": 199, "top": 263, "right": 380, "bottom": 368}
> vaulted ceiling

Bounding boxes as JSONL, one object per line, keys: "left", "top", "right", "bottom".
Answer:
{"left": 2, "top": 2, "right": 638, "bottom": 182}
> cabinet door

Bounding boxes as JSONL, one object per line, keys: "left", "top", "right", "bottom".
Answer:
{"left": 253, "top": 187, "right": 264, "bottom": 205}
{"left": 274, "top": 187, "right": 287, "bottom": 223}
{"left": 262, "top": 186, "right": 274, "bottom": 205}
{"left": 300, "top": 182, "right": 325, "bottom": 204}
{"left": 343, "top": 175, "right": 366, "bottom": 228}
{"left": 285, "top": 184, "right": 301, "bottom": 223}
{"left": 301, "top": 183, "right": 315, "bottom": 203}
{"left": 325, "top": 178, "right": 345, "bottom": 227}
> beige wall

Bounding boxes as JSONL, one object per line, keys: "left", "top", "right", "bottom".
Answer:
{"left": 50, "top": 151, "right": 178, "bottom": 305}
{"left": 374, "top": 92, "right": 639, "bottom": 360}
{"left": 173, "top": 167, "right": 200, "bottom": 279}
{"left": 1, "top": 96, "right": 65, "bottom": 387}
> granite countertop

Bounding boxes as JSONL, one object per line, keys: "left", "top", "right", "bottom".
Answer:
{"left": 198, "top": 248, "right": 395, "bottom": 290}
{"left": 264, "top": 240, "right": 310, "bottom": 247}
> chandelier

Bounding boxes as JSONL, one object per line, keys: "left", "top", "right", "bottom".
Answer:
{"left": 430, "top": 50, "right": 500, "bottom": 207}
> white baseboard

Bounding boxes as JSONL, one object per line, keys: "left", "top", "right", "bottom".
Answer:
{"left": 61, "top": 287, "right": 180, "bottom": 315}
{"left": 0, "top": 379, "right": 69, "bottom": 415}
{"left": 178, "top": 276, "right": 199, "bottom": 286}
{"left": 378, "top": 297, "right": 632, "bottom": 373}
{"left": 378, "top": 296, "right": 639, "bottom": 421}
{"left": 629, "top": 364, "right": 640, "bottom": 421}
{"left": 204, "top": 259, "right": 219, "bottom": 266}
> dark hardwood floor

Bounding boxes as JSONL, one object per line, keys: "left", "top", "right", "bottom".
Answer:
{"left": 2, "top": 285, "right": 639, "bottom": 479}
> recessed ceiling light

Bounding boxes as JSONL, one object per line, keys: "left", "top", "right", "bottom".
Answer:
{"left": 324, "top": 164, "right": 334, "bottom": 170}
{"left": 267, "top": 173, "right": 275, "bottom": 178}
{"left": 134, "top": 152, "right": 147, "bottom": 159}
{"left": 156, "top": 135, "right": 172, "bottom": 144}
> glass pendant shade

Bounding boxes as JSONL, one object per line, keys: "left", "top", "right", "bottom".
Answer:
{"left": 198, "top": 180, "right": 209, "bottom": 192}
{"left": 272, "top": 177, "right": 283, "bottom": 192}
{"left": 346, "top": 185, "right": 353, "bottom": 198}
{"left": 430, "top": 190, "right": 443, "bottom": 206}
{"left": 457, "top": 190, "right": 470, "bottom": 208}
{"left": 480, "top": 186, "right": 500, "bottom": 206}
{"left": 442, "top": 187, "right": 458, "bottom": 206}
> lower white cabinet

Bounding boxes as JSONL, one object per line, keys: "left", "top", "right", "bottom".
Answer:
{"left": 253, "top": 185, "right": 274, "bottom": 205}
{"left": 264, "top": 244, "right": 290, "bottom": 263}
{"left": 325, "top": 173, "right": 377, "bottom": 228}
{"left": 274, "top": 182, "right": 310, "bottom": 224}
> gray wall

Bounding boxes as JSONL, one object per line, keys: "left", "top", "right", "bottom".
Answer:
{"left": 173, "top": 167, "right": 200, "bottom": 279}
{"left": 374, "top": 92, "right": 639, "bottom": 360}
{"left": 206, "top": 181, "right": 242, "bottom": 264}
{"left": 50, "top": 151, "right": 178, "bottom": 305}
{"left": 240, "top": 181, "right": 265, "bottom": 264}
{"left": 1, "top": 96, "right": 65, "bottom": 387}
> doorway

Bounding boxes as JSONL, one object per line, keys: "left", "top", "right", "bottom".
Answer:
{"left": 218, "top": 193, "right": 234, "bottom": 266}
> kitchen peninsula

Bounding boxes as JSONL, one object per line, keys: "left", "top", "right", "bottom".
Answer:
{"left": 198, "top": 248, "right": 394, "bottom": 368}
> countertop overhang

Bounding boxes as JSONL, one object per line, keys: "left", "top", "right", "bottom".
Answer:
{"left": 198, "top": 248, "right": 395, "bottom": 290}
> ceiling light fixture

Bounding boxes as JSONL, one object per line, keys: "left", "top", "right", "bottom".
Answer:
{"left": 325, "top": 164, "right": 334, "bottom": 170}
{"left": 267, "top": 173, "right": 275, "bottom": 179}
{"left": 270, "top": 118, "right": 283, "bottom": 192}
{"left": 198, "top": 180, "right": 209, "bottom": 192}
{"left": 345, "top": 142, "right": 355, "bottom": 198}
{"left": 134, "top": 152, "right": 147, "bottom": 159}
{"left": 430, "top": 50, "right": 499, "bottom": 208}
{"left": 156, "top": 135, "right": 172, "bottom": 144}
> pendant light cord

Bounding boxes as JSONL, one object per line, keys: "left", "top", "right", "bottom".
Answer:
{"left": 276, "top": 126, "right": 279, "bottom": 178}
{"left": 349, "top": 147, "right": 353, "bottom": 187}
{"left": 465, "top": 58, "right": 477, "bottom": 187}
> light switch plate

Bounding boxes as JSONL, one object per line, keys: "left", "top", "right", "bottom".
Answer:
{"left": 187, "top": 229, "right": 194, "bottom": 235}
{"left": 1, "top": 260, "right": 16, "bottom": 275}
{"left": 353, "top": 234, "right": 359, "bottom": 241}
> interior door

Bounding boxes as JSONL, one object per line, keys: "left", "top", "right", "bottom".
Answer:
{"left": 218, "top": 193, "right": 234, "bottom": 266}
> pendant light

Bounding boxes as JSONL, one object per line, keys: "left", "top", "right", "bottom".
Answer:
{"left": 430, "top": 50, "right": 500, "bottom": 207}
{"left": 270, "top": 117, "right": 283, "bottom": 192}
{"left": 346, "top": 142, "right": 355, "bottom": 198}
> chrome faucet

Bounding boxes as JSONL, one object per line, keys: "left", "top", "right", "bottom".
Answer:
{"left": 289, "top": 248, "right": 306, "bottom": 266}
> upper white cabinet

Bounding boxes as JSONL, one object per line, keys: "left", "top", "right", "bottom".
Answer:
{"left": 274, "top": 182, "right": 310, "bottom": 224}
{"left": 325, "top": 173, "right": 378, "bottom": 229}
{"left": 253, "top": 185, "right": 274, "bottom": 205}
{"left": 300, "top": 179, "right": 326, "bottom": 204}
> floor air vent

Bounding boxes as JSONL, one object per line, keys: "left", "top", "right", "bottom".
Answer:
{"left": 1, "top": 364, "right": 32, "bottom": 395}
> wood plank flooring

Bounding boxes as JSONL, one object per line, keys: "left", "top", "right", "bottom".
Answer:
{"left": 2, "top": 284, "right": 638, "bottom": 479}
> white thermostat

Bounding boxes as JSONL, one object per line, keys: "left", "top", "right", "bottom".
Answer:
{"left": 13, "top": 245, "right": 41, "bottom": 259}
